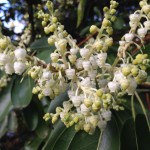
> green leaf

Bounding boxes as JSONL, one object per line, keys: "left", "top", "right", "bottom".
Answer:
{"left": 30, "top": 37, "right": 55, "bottom": 52}
{"left": 48, "top": 91, "right": 69, "bottom": 113}
{"left": 77, "top": 0, "right": 87, "bottom": 27}
{"left": 11, "top": 76, "right": 34, "bottom": 108}
{"left": 42, "top": 120, "right": 66, "bottom": 150}
{"left": 53, "top": 126, "right": 76, "bottom": 150}
{"left": 23, "top": 102, "right": 39, "bottom": 131}
{"left": 135, "top": 114, "right": 150, "bottom": 150}
{"left": 35, "top": 115, "right": 50, "bottom": 139}
{"left": 24, "top": 136, "right": 43, "bottom": 150}
{"left": 113, "top": 17, "right": 125, "bottom": 30}
{"left": 36, "top": 50, "right": 51, "bottom": 63}
{"left": 0, "top": 116, "right": 8, "bottom": 138}
{"left": 121, "top": 118, "right": 138, "bottom": 150}
{"left": 0, "top": 80, "right": 13, "bottom": 122}
{"left": 97, "top": 117, "right": 120, "bottom": 150}
{"left": 69, "top": 128, "right": 100, "bottom": 150}
{"left": 7, "top": 111, "right": 18, "bottom": 132}
{"left": 34, "top": 98, "right": 50, "bottom": 139}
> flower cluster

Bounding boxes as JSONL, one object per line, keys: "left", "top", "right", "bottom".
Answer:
{"left": 43, "top": 0, "right": 149, "bottom": 134}
{"left": 0, "top": 0, "right": 149, "bottom": 134}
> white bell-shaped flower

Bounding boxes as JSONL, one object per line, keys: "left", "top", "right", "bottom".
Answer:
{"left": 144, "top": 20, "right": 150, "bottom": 29}
{"left": 126, "top": 77, "right": 137, "bottom": 95}
{"left": 80, "top": 77, "right": 91, "bottom": 87}
{"left": 43, "top": 88, "right": 52, "bottom": 96}
{"left": 14, "top": 48, "right": 26, "bottom": 60}
{"left": 82, "top": 61, "right": 91, "bottom": 71}
{"left": 75, "top": 58, "right": 83, "bottom": 70}
{"left": 14, "top": 61, "right": 26, "bottom": 75}
{"left": 114, "top": 71, "right": 125, "bottom": 83}
{"left": 101, "top": 110, "right": 112, "bottom": 121}
{"left": 108, "top": 81, "right": 120, "bottom": 92}
{"left": 80, "top": 48, "right": 89, "bottom": 58}
{"left": 97, "top": 119, "right": 107, "bottom": 130}
{"left": 89, "top": 56, "right": 98, "bottom": 69}
{"left": 67, "top": 90, "right": 75, "bottom": 99}
{"left": 42, "top": 71, "right": 51, "bottom": 80}
{"left": 0, "top": 53, "right": 9, "bottom": 65}
{"left": 80, "top": 104, "right": 91, "bottom": 115}
{"left": 96, "top": 53, "right": 107, "bottom": 67}
{"left": 129, "top": 14, "right": 140, "bottom": 22}
{"left": 88, "top": 70, "right": 97, "bottom": 79}
{"left": 5, "top": 63, "right": 14, "bottom": 75}
{"left": 70, "top": 48, "right": 78, "bottom": 55}
{"left": 124, "top": 33, "right": 134, "bottom": 42}
{"left": 65, "top": 69, "right": 75, "bottom": 79}
{"left": 119, "top": 40, "right": 126, "bottom": 46}
{"left": 137, "top": 28, "right": 147, "bottom": 38}
{"left": 71, "top": 96, "right": 82, "bottom": 107}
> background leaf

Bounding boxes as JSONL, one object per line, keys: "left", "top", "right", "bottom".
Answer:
{"left": 11, "top": 76, "right": 34, "bottom": 108}
{"left": 77, "top": 0, "right": 87, "bottom": 27}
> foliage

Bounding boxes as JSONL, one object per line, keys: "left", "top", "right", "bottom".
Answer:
{"left": 0, "top": 0, "right": 150, "bottom": 150}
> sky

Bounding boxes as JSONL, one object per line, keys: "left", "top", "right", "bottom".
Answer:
{"left": 0, "top": 0, "right": 24, "bottom": 33}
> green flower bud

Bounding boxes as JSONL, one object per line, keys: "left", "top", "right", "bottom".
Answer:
{"left": 96, "top": 89, "right": 103, "bottom": 97}
{"left": 48, "top": 37, "right": 55, "bottom": 45}
{"left": 52, "top": 17, "right": 58, "bottom": 23}
{"left": 122, "top": 66, "right": 131, "bottom": 76}
{"left": 84, "top": 98, "right": 93, "bottom": 107}
{"left": 90, "top": 25, "right": 98, "bottom": 33}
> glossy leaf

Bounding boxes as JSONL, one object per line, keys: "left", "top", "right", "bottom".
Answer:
{"left": 24, "top": 136, "right": 43, "bottom": 150}
{"left": 69, "top": 128, "right": 100, "bottom": 150}
{"left": 0, "top": 80, "right": 13, "bottom": 122}
{"left": 97, "top": 117, "right": 120, "bottom": 150}
{"left": 30, "top": 37, "right": 55, "bottom": 52}
{"left": 42, "top": 120, "right": 66, "bottom": 150}
{"left": 7, "top": 111, "right": 18, "bottom": 132}
{"left": 23, "top": 102, "right": 39, "bottom": 131}
{"left": 53, "top": 126, "right": 76, "bottom": 150}
{"left": 36, "top": 50, "right": 51, "bottom": 63}
{"left": 48, "top": 91, "right": 69, "bottom": 113}
{"left": 77, "top": 0, "right": 87, "bottom": 27}
{"left": 0, "top": 117, "right": 8, "bottom": 138}
{"left": 11, "top": 76, "right": 34, "bottom": 108}
{"left": 121, "top": 118, "right": 138, "bottom": 150}
{"left": 135, "top": 114, "right": 150, "bottom": 150}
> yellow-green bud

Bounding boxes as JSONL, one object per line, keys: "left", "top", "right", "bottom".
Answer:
{"left": 84, "top": 98, "right": 93, "bottom": 107}
{"left": 105, "top": 38, "right": 113, "bottom": 47}
{"left": 73, "top": 117, "right": 79, "bottom": 123}
{"left": 49, "top": 24, "right": 56, "bottom": 32}
{"left": 96, "top": 89, "right": 103, "bottom": 97}
{"left": 121, "top": 80, "right": 129, "bottom": 90}
{"left": 42, "top": 21, "right": 47, "bottom": 27}
{"left": 69, "top": 121, "right": 74, "bottom": 126}
{"left": 122, "top": 66, "right": 131, "bottom": 76}
{"left": 92, "top": 104, "right": 99, "bottom": 112}
{"left": 131, "top": 67, "right": 139, "bottom": 77}
{"left": 38, "top": 93, "right": 44, "bottom": 100}
{"left": 48, "top": 37, "right": 55, "bottom": 45}
{"left": 84, "top": 123, "right": 91, "bottom": 133}
{"left": 110, "top": 9, "right": 116, "bottom": 15}
{"left": 111, "top": 16, "right": 117, "bottom": 22}
{"left": 68, "top": 55, "right": 77, "bottom": 64}
{"left": 103, "top": 7, "right": 109, "bottom": 12}
{"left": 106, "top": 27, "right": 113, "bottom": 35}
{"left": 52, "top": 116, "right": 58, "bottom": 124}
{"left": 44, "top": 27, "right": 50, "bottom": 34}
{"left": 52, "top": 17, "right": 58, "bottom": 23}
{"left": 90, "top": 25, "right": 98, "bottom": 33}
{"left": 102, "top": 19, "right": 110, "bottom": 27}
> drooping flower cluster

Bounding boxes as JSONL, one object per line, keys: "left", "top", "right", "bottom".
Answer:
{"left": 42, "top": 0, "right": 149, "bottom": 134}
{"left": 0, "top": 0, "right": 149, "bottom": 134}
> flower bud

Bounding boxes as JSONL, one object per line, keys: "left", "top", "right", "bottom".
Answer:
{"left": 96, "top": 89, "right": 103, "bottom": 97}
{"left": 90, "top": 25, "right": 98, "bottom": 33}
{"left": 84, "top": 98, "right": 93, "bottom": 107}
{"left": 48, "top": 37, "right": 55, "bottom": 45}
{"left": 84, "top": 123, "right": 91, "bottom": 133}
{"left": 142, "top": 5, "right": 150, "bottom": 14}
{"left": 68, "top": 55, "right": 77, "bottom": 64}
{"left": 105, "top": 38, "right": 113, "bottom": 47}
{"left": 126, "top": 78, "right": 137, "bottom": 95}
{"left": 120, "top": 79, "right": 130, "bottom": 90}
{"left": 121, "top": 65, "right": 131, "bottom": 76}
